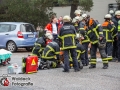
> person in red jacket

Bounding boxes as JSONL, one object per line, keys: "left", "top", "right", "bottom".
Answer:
{"left": 57, "top": 16, "right": 63, "bottom": 32}
{"left": 45, "top": 16, "right": 59, "bottom": 42}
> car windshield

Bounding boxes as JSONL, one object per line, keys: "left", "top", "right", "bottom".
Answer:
{"left": 21, "top": 24, "right": 35, "bottom": 32}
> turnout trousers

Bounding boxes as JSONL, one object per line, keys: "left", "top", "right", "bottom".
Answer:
{"left": 82, "top": 42, "right": 89, "bottom": 65}
{"left": 90, "top": 43, "right": 108, "bottom": 66}
{"left": 63, "top": 49, "right": 79, "bottom": 71}
{"left": 117, "top": 33, "right": 120, "bottom": 62}
{"left": 105, "top": 42, "right": 113, "bottom": 61}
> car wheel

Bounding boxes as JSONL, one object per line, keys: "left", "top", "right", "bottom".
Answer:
{"left": 26, "top": 47, "right": 32, "bottom": 52}
{"left": 7, "top": 41, "right": 17, "bottom": 52}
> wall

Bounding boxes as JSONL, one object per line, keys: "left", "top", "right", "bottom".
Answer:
{"left": 53, "top": 0, "right": 116, "bottom": 24}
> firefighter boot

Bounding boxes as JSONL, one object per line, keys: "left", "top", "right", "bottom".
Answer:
{"left": 103, "top": 63, "right": 108, "bottom": 69}
{"left": 89, "top": 64, "right": 96, "bottom": 69}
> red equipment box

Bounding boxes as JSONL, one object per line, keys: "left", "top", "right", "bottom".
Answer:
{"left": 23, "top": 56, "right": 38, "bottom": 74}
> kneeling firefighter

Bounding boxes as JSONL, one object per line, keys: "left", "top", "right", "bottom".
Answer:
{"left": 31, "top": 31, "right": 53, "bottom": 57}
{"left": 86, "top": 15, "right": 108, "bottom": 69}
{"left": 41, "top": 41, "right": 60, "bottom": 68}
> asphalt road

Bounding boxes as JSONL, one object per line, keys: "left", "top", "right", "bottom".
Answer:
{"left": 0, "top": 49, "right": 120, "bottom": 90}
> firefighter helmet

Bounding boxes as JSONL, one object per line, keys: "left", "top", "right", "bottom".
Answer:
{"left": 72, "top": 18, "right": 76, "bottom": 23}
{"left": 115, "top": 10, "right": 120, "bottom": 15}
{"left": 63, "top": 15, "right": 71, "bottom": 22}
{"left": 75, "top": 16, "right": 83, "bottom": 21}
{"left": 76, "top": 33, "right": 81, "bottom": 39}
{"left": 109, "top": 10, "right": 114, "bottom": 14}
{"left": 45, "top": 31, "right": 53, "bottom": 40}
{"left": 74, "top": 10, "right": 81, "bottom": 15}
{"left": 104, "top": 14, "right": 112, "bottom": 19}
{"left": 82, "top": 14, "right": 87, "bottom": 19}
{"left": 98, "top": 37, "right": 106, "bottom": 48}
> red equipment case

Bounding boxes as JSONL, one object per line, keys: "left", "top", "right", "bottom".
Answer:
{"left": 22, "top": 56, "right": 38, "bottom": 74}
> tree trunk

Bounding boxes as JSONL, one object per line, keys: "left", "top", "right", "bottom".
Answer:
{"left": 70, "top": 4, "right": 78, "bottom": 19}
{"left": 118, "top": 3, "right": 120, "bottom": 10}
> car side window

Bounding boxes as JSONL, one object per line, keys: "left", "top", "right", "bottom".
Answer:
{"left": 10, "top": 25, "right": 16, "bottom": 31}
{"left": 0, "top": 24, "right": 10, "bottom": 33}
{"left": 20, "top": 24, "right": 26, "bottom": 32}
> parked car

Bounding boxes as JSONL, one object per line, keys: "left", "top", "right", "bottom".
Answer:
{"left": 0, "top": 22, "right": 38, "bottom": 52}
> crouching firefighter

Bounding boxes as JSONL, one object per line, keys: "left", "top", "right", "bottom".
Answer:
{"left": 86, "top": 16, "right": 108, "bottom": 69}
{"left": 102, "top": 14, "right": 116, "bottom": 61}
{"left": 41, "top": 41, "right": 60, "bottom": 68}
{"left": 58, "top": 15, "right": 80, "bottom": 72}
{"left": 31, "top": 31, "right": 53, "bottom": 57}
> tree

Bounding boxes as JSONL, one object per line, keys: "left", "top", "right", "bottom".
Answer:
{"left": 0, "top": 0, "right": 56, "bottom": 28}
{"left": 57, "top": 0, "right": 93, "bottom": 18}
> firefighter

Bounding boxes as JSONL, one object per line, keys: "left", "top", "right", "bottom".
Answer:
{"left": 102, "top": 14, "right": 116, "bottom": 61}
{"left": 31, "top": 31, "right": 53, "bottom": 57}
{"left": 74, "top": 9, "right": 82, "bottom": 17}
{"left": 58, "top": 15, "right": 80, "bottom": 72}
{"left": 76, "top": 34, "right": 85, "bottom": 68}
{"left": 69, "top": 33, "right": 85, "bottom": 69}
{"left": 112, "top": 10, "right": 120, "bottom": 62}
{"left": 86, "top": 15, "right": 108, "bottom": 69}
{"left": 41, "top": 41, "right": 60, "bottom": 68}
{"left": 78, "top": 14, "right": 90, "bottom": 66}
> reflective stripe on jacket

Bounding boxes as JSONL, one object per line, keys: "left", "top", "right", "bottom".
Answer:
{"left": 102, "top": 21, "right": 115, "bottom": 42}
{"left": 87, "top": 18, "right": 103, "bottom": 44}
{"left": 42, "top": 41, "right": 60, "bottom": 59}
{"left": 58, "top": 23, "right": 77, "bottom": 50}
{"left": 79, "top": 21, "right": 90, "bottom": 43}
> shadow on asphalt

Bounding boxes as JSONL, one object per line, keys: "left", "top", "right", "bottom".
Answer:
{"left": 14, "top": 48, "right": 31, "bottom": 53}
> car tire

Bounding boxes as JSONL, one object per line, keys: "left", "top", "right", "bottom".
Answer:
{"left": 7, "top": 41, "right": 17, "bottom": 52}
{"left": 26, "top": 47, "right": 32, "bottom": 52}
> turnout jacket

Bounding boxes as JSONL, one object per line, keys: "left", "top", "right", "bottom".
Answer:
{"left": 79, "top": 21, "right": 90, "bottom": 43}
{"left": 32, "top": 37, "right": 46, "bottom": 56}
{"left": 102, "top": 21, "right": 116, "bottom": 42}
{"left": 42, "top": 41, "right": 60, "bottom": 59}
{"left": 86, "top": 18, "right": 104, "bottom": 44}
{"left": 69, "top": 42, "right": 85, "bottom": 61}
{"left": 58, "top": 23, "right": 77, "bottom": 50}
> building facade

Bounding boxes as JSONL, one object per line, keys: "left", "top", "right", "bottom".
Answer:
{"left": 53, "top": 0, "right": 116, "bottom": 24}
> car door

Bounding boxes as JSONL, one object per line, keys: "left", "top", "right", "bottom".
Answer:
{"left": 20, "top": 24, "right": 37, "bottom": 45}
{"left": 0, "top": 24, "right": 10, "bottom": 48}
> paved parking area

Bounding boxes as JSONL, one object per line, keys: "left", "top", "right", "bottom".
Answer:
{"left": 0, "top": 50, "right": 120, "bottom": 90}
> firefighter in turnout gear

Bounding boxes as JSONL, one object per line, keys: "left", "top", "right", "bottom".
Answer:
{"left": 78, "top": 14, "right": 90, "bottom": 66}
{"left": 69, "top": 34, "right": 85, "bottom": 69}
{"left": 76, "top": 34, "right": 85, "bottom": 68}
{"left": 86, "top": 16, "right": 108, "bottom": 69}
{"left": 74, "top": 9, "right": 82, "bottom": 17}
{"left": 41, "top": 41, "right": 60, "bottom": 68}
{"left": 112, "top": 10, "right": 120, "bottom": 62}
{"left": 58, "top": 15, "right": 80, "bottom": 72}
{"left": 31, "top": 31, "right": 53, "bottom": 57}
{"left": 102, "top": 14, "right": 116, "bottom": 61}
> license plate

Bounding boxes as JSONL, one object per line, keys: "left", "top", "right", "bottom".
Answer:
{"left": 28, "top": 34, "right": 34, "bottom": 38}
